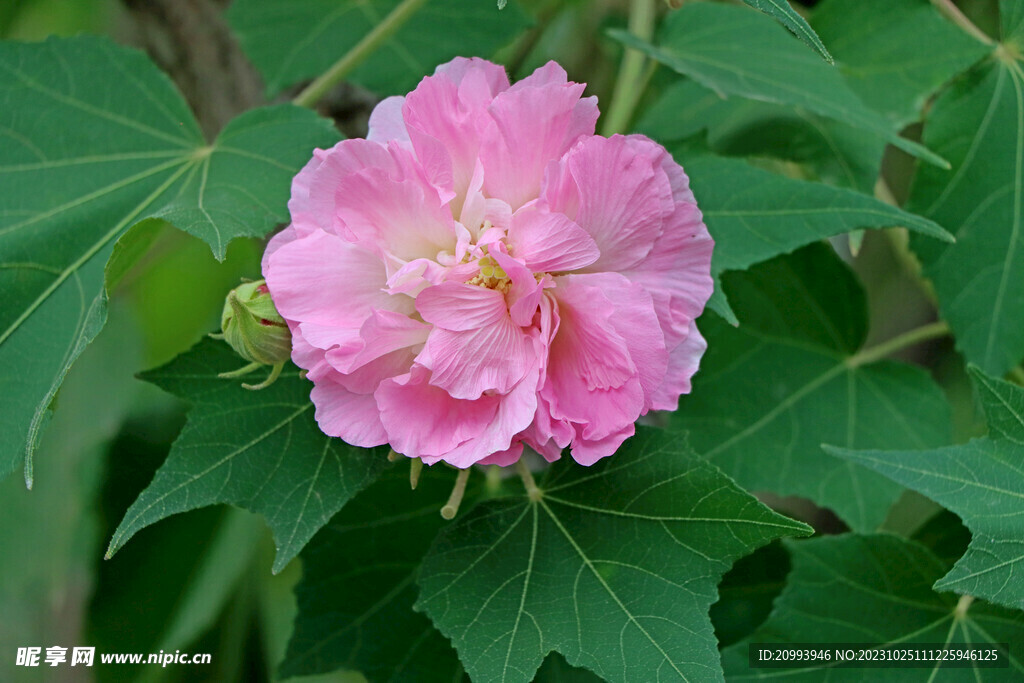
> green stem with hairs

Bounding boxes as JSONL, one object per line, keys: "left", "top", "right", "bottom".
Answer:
{"left": 293, "top": 0, "right": 428, "bottom": 108}
{"left": 601, "top": 0, "right": 657, "bottom": 137}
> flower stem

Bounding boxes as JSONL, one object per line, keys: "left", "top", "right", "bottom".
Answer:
{"left": 954, "top": 594, "right": 975, "bottom": 619}
{"left": 600, "top": 0, "right": 657, "bottom": 137}
{"left": 440, "top": 468, "right": 472, "bottom": 520}
{"left": 846, "top": 321, "right": 951, "bottom": 368}
{"left": 409, "top": 457, "right": 423, "bottom": 490}
{"left": 292, "top": 0, "right": 428, "bottom": 108}
{"left": 930, "top": 0, "right": 995, "bottom": 46}
{"left": 516, "top": 459, "right": 542, "bottom": 502}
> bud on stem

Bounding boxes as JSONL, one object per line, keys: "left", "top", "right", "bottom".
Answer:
{"left": 215, "top": 279, "right": 291, "bottom": 390}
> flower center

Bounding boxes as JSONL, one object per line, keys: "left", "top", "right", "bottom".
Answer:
{"left": 467, "top": 253, "right": 511, "bottom": 293}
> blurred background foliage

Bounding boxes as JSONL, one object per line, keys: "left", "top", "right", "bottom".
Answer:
{"left": 0, "top": 0, "right": 1000, "bottom": 681}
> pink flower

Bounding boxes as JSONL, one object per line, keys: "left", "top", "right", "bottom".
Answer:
{"left": 262, "top": 58, "right": 713, "bottom": 468}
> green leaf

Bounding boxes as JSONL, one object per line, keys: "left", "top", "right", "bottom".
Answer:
{"left": 0, "top": 36, "right": 339, "bottom": 483}
{"left": 106, "top": 338, "right": 387, "bottom": 573}
{"left": 150, "top": 105, "right": 339, "bottom": 260}
{"left": 610, "top": 1, "right": 949, "bottom": 167}
{"left": 721, "top": 534, "right": 1024, "bottom": 679}
{"left": 282, "top": 464, "right": 466, "bottom": 682}
{"left": 739, "top": 0, "right": 833, "bottom": 65}
{"left": 673, "top": 245, "right": 952, "bottom": 532}
{"left": 227, "top": 0, "right": 532, "bottom": 98}
{"left": 1002, "top": 0, "right": 1024, "bottom": 45}
{"left": 827, "top": 368, "right": 1024, "bottom": 610}
{"left": 811, "top": 0, "right": 990, "bottom": 125}
{"left": 711, "top": 541, "right": 790, "bottom": 648}
{"left": 685, "top": 154, "right": 953, "bottom": 278}
{"left": 415, "top": 427, "right": 811, "bottom": 683}
{"left": 639, "top": 80, "right": 886, "bottom": 193}
{"left": 906, "top": 50, "right": 1024, "bottom": 375}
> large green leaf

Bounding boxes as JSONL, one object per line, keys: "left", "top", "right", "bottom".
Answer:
{"left": 106, "top": 338, "right": 387, "bottom": 573}
{"left": 638, "top": 80, "right": 885, "bottom": 193}
{"left": 738, "top": 0, "right": 832, "bottom": 64}
{"left": 684, "top": 154, "right": 952, "bottom": 278}
{"left": 0, "top": 36, "right": 339, "bottom": 484}
{"left": 672, "top": 245, "right": 952, "bottom": 532}
{"left": 906, "top": 37, "right": 1024, "bottom": 375}
{"left": 415, "top": 428, "right": 811, "bottom": 683}
{"left": 828, "top": 369, "right": 1024, "bottom": 610}
{"left": 227, "top": 0, "right": 531, "bottom": 98}
{"left": 811, "top": 0, "right": 989, "bottom": 125}
{"left": 282, "top": 464, "right": 467, "bottom": 682}
{"left": 721, "top": 534, "right": 1024, "bottom": 680}
{"left": 610, "top": 1, "right": 948, "bottom": 167}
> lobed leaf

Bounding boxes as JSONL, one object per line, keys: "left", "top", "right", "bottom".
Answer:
{"left": 811, "top": 0, "right": 989, "bottom": 125}
{"left": 828, "top": 368, "right": 1024, "bottom": 610}
{"left": 0, "top": 36, "right": 339, "bottom": 484}
{"left": 282, "top": 465, "right": 466, "bottom": 682}
{"left": 107, "top": 338, "right": 387, "bottom": 573}
{"left": 673, "top": 245, "right": 952, "bottom": 532}
{"left": 639, "top": 80, "right": 885, "bottom": 193}
{"left": 721, "top": 534, "right": 1024, "bottom": 680}
{"left": 610, "top": 1, "right": 948, "bottom": 167}
{"left": 906, "top": 41, "right": 1024, "bottom": 375}
{"left": 416, "top": 428, "right": 811, "bottom": 683}
{"left": 685, "top": 154, "right": 953, "bottom": 279}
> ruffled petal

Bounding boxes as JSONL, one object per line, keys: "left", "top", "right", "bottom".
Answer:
{"left": 334, "top": 167, "right": 458, "bottom": 262}
{"left": 367, "top": 95, "right": 409, "bottom": 144}
{"left": 375, "top": 365, "right": 500, "bottom": 459}
{"left": 543, "top": 135, "right": 674, "bottom": 273}
{"left": 437, "top": 359, "right": 540, "bottom": 467}
{"left": 403, "top": 59, "right": 509, "bottom": 211}
{"left": 416, "top": 282, "right": 506, "bottom": 331}
{"left": 480, "top": 69, "right": 598, "bottom": 211}
{"left": 542, "top": 275, "right": 644, "bottom": 441}
{"left": 567, "top": 272, "right": 669, "bottom": 412}
{"left": 422, "top": 315, "right": 537, "bottom": 400}
{"left": 569, "top": 423, "right": 634, "bottom": 466}
{"left": 505, "top": 203, "right": 599, "bottom": 273}
{"left": 266, "top": 229, "right": 412, "bottom": 328}
{"left": 649, "top": 319, "right": 707, "bottom": 412}
{"left": 309, "top": 377, "right": 389, "bottom": 447}
{"left": 325, "top": 309, "right": 430, "bottom": 374}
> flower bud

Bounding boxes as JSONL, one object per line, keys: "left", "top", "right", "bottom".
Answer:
{"left": 219, "top": 280, "right": 291, "bottom": 366}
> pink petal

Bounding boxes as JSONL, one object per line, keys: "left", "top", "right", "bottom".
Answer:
{"left": 422, "top": 316, "right": 537, "bottom": 400}
{"left": 567, "top": 272, "right": 669, "bottom": 412}
{"left": 403, "top": 60, "right": 508, "bottom": 211}
{"left": 476, "top": 443, "right": 525, "bottom": 467}
{"left": 649, "top": 319, "right": 707, "bottom": 412}
{"left": 416, "top": 282, "right": 506, "bottom": 331}
{"left": 438, "top": 359, "right": 540, "bottom": 467}
{"left": 480, "top": 79, "right": 598, "bottom": 211}
{"left": 542, "top": 276, "right": 644, "bottom": 441}
{"left": 375, "top": 365, "right": 500, "bottom": 459}
{"left": 505, "top": 203, "right": 599, "bottom": 273}
{"left": 309, "top": 377, "right": 389, "bottom": 447}
{"left": 569, "top": 423, "right": 635, "bottom": 466}
{"left": 334, "top": 167, "right": 458, "bottom": 262}
{"left": 490, "top": 250, "right": 546, "bottom": 328}
{"left": 543, "top": 135, "right": 674, "bottom": 273}
{"left": 367, "top": 96, "right": 409, "bottom": 144}
{"left": 436, "top": 57, "right": 510, "bottom": 95}
{"left": 302, "top": 139, "right": 402, "bottom": 235}
{"left": 265, "top": 230, "right": 411, "bottom": 328}
{"left": 325, "top": 309, "right": 430, "bottom": 374}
